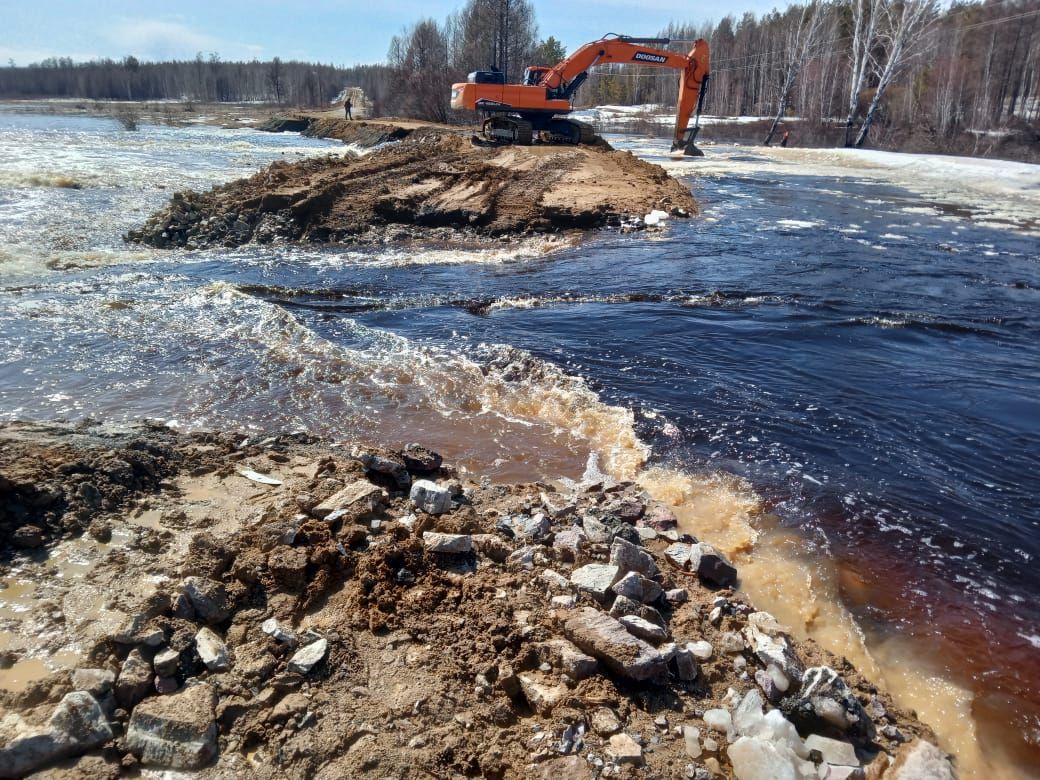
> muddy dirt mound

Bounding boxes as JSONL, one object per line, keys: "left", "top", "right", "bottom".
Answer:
{"left": 0, "top": 424, "right": 951, "bottom": 779}
{"left": 125, "top": 128, "right": 698, "bottom": 251}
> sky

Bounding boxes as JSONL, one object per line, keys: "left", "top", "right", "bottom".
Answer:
{"left": 1, "top": 0, "right": 793, "bottom": 68}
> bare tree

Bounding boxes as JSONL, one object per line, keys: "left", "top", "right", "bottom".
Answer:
{"left": 764, "top": 1, "right": 828, "bottom": 145}
{"left": 845, "top": 0, "right": 882, "bottom": 146}
{"left": 854, "top": 0, "right": 937, "bottom": 146}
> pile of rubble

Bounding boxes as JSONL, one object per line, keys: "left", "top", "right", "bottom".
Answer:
{"left": 0, "top": 431, "right": 955, "bottom": 778}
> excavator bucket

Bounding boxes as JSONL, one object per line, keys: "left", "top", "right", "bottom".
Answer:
{"left": 671, "top": 126, "right": 704, "bottom": 157}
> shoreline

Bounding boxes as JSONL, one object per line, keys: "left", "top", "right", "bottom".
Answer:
{"left": 0, "top": 420, "right": 950, "bottom": 778}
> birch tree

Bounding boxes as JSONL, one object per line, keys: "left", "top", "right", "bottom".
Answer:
{"left": 764, "top": 1, "right": 828, "bottom": 145}
{"left": 845, "top": 0, "right": 881, "bottom": 146}
{"left": 854, "top": 0, "right": 937, "bottom": 146}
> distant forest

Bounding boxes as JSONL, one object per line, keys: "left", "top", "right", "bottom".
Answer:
{"left": 1, "top": 0, "right": 1037, "bottom": 156}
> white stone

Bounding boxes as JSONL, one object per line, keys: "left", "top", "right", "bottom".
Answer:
{"left": 288, "top": 638, "right": 328, "bottom": 674}
{"left": 703, "top": 708, "right": 733, "bottom": 737}
{"left": 422, "top": 531, "right": 472, "bottom": 554}
{"left": 606, "top": 733, "right": 643, "bottom": 765}
{"left": 195, "top": 627, "right": 230, "bottom": 672}
{"left": 261, "top": 617, "right": 297, "bottom": 645}
{"left": 688, "top": 640, "right": 714, "bottom": 660}
{"left": 805, "top": 735, "right": 858, "bottom": 767}
{"left": 682, "top": 724, "right": 702, "bottom": 758}
{"left": 728, "top": 736, "right": 797, "bottom": 780}
{"left": 410, "top": 479, "right": 452, "bottom": 514}
{"left": 888, "top": 740, "right": 955, "bottom": 780}
{"left": 551, "top": 594, "right": 577, "bottom": 609}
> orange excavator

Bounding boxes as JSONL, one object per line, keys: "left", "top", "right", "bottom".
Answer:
{"left": 450, "top": 34, "right": 710, "bottom": 155}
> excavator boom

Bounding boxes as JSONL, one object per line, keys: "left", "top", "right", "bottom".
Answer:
{"left": 450, "top": 34, "right": 710, "bottom": 155}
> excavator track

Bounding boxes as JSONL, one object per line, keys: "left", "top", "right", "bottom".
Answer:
{"left": 545, "top": 118, "right": 598, "bottom": 145}
{"left": 483, "top": 116, "right": 534, "bottom": 146}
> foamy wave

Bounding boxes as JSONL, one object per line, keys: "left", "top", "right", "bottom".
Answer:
{"left": 0, "top": 171, "right": 89, "bottom": 189}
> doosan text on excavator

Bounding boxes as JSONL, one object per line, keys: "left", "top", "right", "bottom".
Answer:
{"left": 450, "top": 34, "right": 710, "bottom": 156}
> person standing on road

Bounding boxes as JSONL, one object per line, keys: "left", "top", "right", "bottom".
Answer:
{"left": 345, "top": 98, "right": 353, "bottom": 120}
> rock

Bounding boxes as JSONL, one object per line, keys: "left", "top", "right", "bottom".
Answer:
{"left": 805, "top": 735, "right": 858, "bottom": 767}
{"left": 782, "top": 666, "right": 875, "bottom": 744}
{"left": 155, "top": 676, "right": 179, "bottom": 695}
{"left": 551, "top": 594, "right": 577, "bottom": 609}
{"left": 609, "top": 537, "right": 658, "bottom": 578}
{"left": 663, "top": 541, "right": 738, "bottom": 587}
{"left": 287, "top": 638, "right": 328, "bottom": 675}
{"left": 611, "top": 571, "right": 663, "bottom": 604}
{"left": 400, "top": 443, "right": 442, "bottom": 474}
{"left": 195, "top": 627, "right": 230, "bottom": 672}
{"left": 471, "top": 533, "right": 512, "bottom": 562}
{"left": 591, "top": 707, "right": 621, "bottom": 736}
{"left": 517, "top": 673, "right": 567, "bottom": 715}
{"left": 728, "top": 736, "right": 799, "bottom": 780}
{"left": 71, "top": 668, "right": 115, "bottom": 698}
{"left": 12, "top": 524, "right": 44, "bottom": 548}
{"left": 664, "top": 542, "right": 694, "bottom": 569}
{"left": 581, "top": 515, "right": 612, "bottom": 544}
{"left": 125, "top": 683, "right": 218, "bottom": 769}
{"left": 885, "top": 740, "right": 955, "bottom": 779}
{"left": 606, "top": 733, "right": 643, "bottom": 765}
{"left": 641, "top": 504, "right": 678, "bottom": 531}
{"left": 0, "top": 692, "right": 112, "bottom": 777}
{"left": 537, "top": 639, "right": 598, "bottom": 680}
{"left": 665, "top": 588, "right": 689, "bottom": 604}
{"left": 552, "top": 525, "right": 588, "bottom": 561}
{"left": 502, "top": 513, "right": 550, "bottom": 542}
{"left": 562, "top": 607, "right": 666, "bottom": 681}
{"left": 720, "top": 631, "right": 745, "bottom": 654}
{"left": 261, "top": 617, "right": 297, "bottom": 645}
{"left": 702, "top": 708, "right": 733, "bottom": 737}
{"left": 688, "top": 640, "right": 713, "bottom": 660}
{"left": 674, "top": 647, "right": 699, "bottom": 681}
{"left": 539, "top": 569, "right": 572, "bottom": 592}
{"left": 744, "top": 612, "right": 804, "bottom": 688}
{"left": 181, "top": 577, "right": 230, "bottom": 624}
{"left": 152, "top": 649, "right": 180, "bottom": 678}
{"left": 608, "top": 594, "right": 666, "bottom": 627}
{"left": 410, "top": 480, "right": 452, "bottom": 514}
{"left": 116, "top": 648, "right": 153, "bottom": 709}
{"left": 310, "top": 480, "right": 386, "bottom": 519}
{"left": 682, "top": 724, "right": 702, "bottom": 758}
{"left": 422, "top": 531, "right": 472, "bottom": 554}
{"left": 619, "top": 614, "right": 669, "bottom": 644}
{"left": 569, "top": 563, "right": 621, "bottom": 601}
{"left": 354, "top": 447, "right": 410, "bottom": 488}
{"left": 534, "top": 755, "right": 595, "bottom": 780}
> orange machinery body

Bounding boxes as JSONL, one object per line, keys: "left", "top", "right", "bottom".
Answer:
{"left": 450, "top": 35, "right": 710, "bottom": 152}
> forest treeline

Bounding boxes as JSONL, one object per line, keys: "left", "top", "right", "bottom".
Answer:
{"left": 1, "top": 0, "right": 1037, "bottom": 156}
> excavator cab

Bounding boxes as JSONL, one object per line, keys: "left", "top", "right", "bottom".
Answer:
{"left": 522, "top": 66, "right": 550, "bottom": 86}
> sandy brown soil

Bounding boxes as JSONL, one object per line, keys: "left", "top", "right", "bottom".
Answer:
{"left": 0, "top": 422, "right": 951, "bottom": 779}
{"left": 124, "top": 119, "right": 698, "bottom": 250}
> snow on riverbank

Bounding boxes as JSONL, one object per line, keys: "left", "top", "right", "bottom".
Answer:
{"left": 653, "top": 142, "right": 1040, "bottom": 234}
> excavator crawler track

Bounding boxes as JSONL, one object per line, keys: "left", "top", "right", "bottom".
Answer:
{"left": 483, "top": 116, "right": 534, "bottom": 146}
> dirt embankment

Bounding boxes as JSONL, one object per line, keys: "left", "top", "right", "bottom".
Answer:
{"left": 0, "top": 422, "right": 953, "bottom": 779}
{"left": 125, "top": 120, "right": 698, "bottom": 250}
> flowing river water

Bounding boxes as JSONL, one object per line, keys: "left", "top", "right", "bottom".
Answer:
{"left": 0, "top": 108, "right": 1038, "bottom": 778}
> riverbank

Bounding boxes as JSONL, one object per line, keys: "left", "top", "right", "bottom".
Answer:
{"left": 0, "top": 421, "right": 952, "bottom": 778}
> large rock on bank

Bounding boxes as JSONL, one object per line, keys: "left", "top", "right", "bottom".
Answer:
{"left": 0, "top": 692, "right": 112, "bottom": 777}
{"left": 125, "top": 683, "right": 218, "bottom": 769}
{"left": 563, "top": 607, "right": 667, "bottom": 681}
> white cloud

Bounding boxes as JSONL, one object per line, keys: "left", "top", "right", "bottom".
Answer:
{"left": 0, "top": 45, "right": 99, "bottom": 66}
{"left": 106, "top": 18, "right": 263, "bottom": 62}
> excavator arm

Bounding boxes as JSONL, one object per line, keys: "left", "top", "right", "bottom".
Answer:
{"left": 541, "top": 35, "right": 711, "bottom": 154}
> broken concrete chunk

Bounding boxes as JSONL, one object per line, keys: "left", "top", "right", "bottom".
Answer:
{"left": 181, "top": 577, "right": 230, "bottom": 624}
{"left": 126, "top": 683, "right": 218, "bottom": 769}
{"left": 606, "top": 732, "right": 644, "bottom": 765}
{"left": 70, "top": 668, "right": 116, "bottom": 698}
{"left": 562, "top": 607, "right": 666, "bottom": 681}
{"left": 311, "top": 480, "right": 386, "bottom": 520}
{"left": 619, "top": 614, "right": 669, "bottom": 644}
{"left": 288, "top": 638, "right": 328, "bottom": 675}
{"left": 611, "top": 571, "right": 663, "bottom": 604}
{"left": 609, "top": 537, "right": 658, "bottom": 578}
{"left": 0, "top": 692, "right": 112, "bottom": 778}
{"left": 261, "top": 617, "right": 297, "bottom": 645}
{"left": 422, "top": 531, "right": 472, "bottom": 554}
{"left": 570, "top": 563, "right": 621, "bottom": 601}
{"left": 517, "top": 673, "right": 567, "bottom": 715}
{"left": 410, "top": 480, "right": 452, "bottom": 514}
{"left": 116, "top": 648, "right": 153, "bottom": 709}
{"left": 537, "top": 638, "right": 598, "bottom": 681}
{"left": 195, "top": 627, "right": 230, "bottom": 672}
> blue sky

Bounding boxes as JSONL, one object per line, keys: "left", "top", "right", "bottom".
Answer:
{"left": 1, "top": 0, "right": 792, "bottom": 67}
